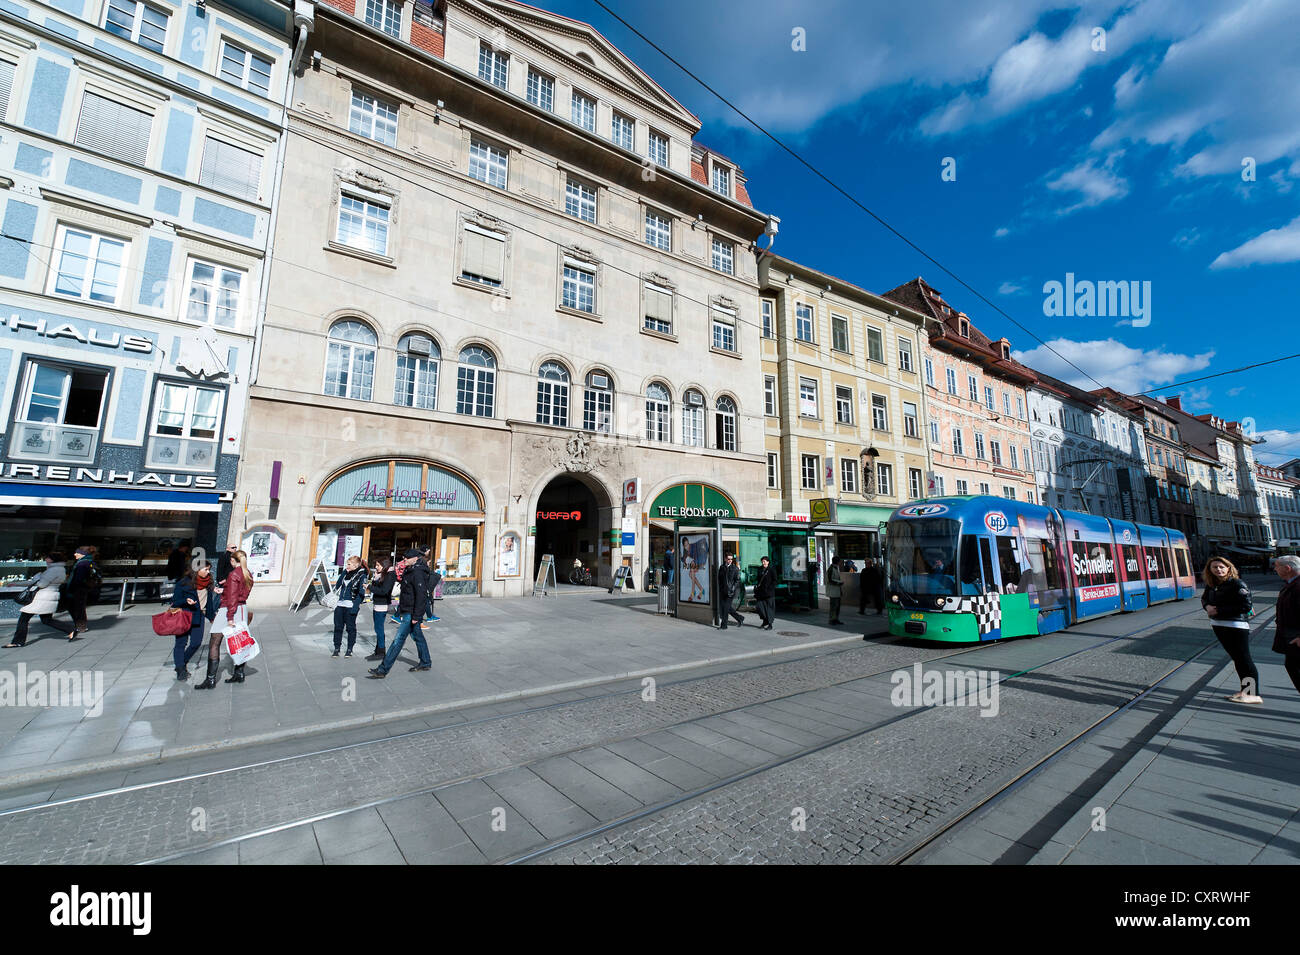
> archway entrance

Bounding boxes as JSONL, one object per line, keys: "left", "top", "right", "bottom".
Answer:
{"left": 534, "top": 474, "right": 608, "bottom": 584}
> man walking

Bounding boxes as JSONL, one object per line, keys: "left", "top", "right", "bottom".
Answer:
{"left": 368, "top": 549, "right": 432, "bottom": 678}
{"left": 65, "top": 545, "right": 98, "bottom": 641}
{"left": 827, "top": 556, "right": 844, "bottom": 625}
{"left": 754, "top": 555, "right": 777, "bottom": 631}
{"left": 859, "top": 557, "right": 884, "bottom": 615}
{"left": 716, "top": 553, "right": 744, "bottom": 629}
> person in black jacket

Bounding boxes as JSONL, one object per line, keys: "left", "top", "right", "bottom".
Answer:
{"left": 65, "top": 545, "right": 97, "bottom": 641}
{"left": 367, "top": 558, "right": 396, "bottom": 661}
{"left": 368, "top": 550, "right": 432, "bottom": 678}
{"left": 858, "top": 558, "right": 884, "bottom": 615}
{"left": 716, "top": 553, "right": 744, "bottom": 629}
{"left": 165, "top": 541, "right": 191, "bottom": 582}
{"left": 1202, "top": 556, "right": 1261, "bottom": 703}
{"left": 170, "top": 563, "right": 218, "bottom": 680}
{"left": 215, "top": 544, "right": 237, "bottom": 592}
{"left": 753, "top": 555, "right": 777, "bottom": 631}
{"left": 331, "top": 555, "right": 368, "bottom": 657}
{"left": 1272, "top": 555, "right": 1300, "bottom": 694}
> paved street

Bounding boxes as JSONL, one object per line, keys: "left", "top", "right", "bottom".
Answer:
{"left": 0, "top": 577, "right": 1294, "bottom": 865}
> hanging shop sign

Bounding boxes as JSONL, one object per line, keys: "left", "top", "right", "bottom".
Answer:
{"left": 650, "top": 483, "right": 737, "bottom": 520}
{"left": 318, "top": 460, "right": 481, "bottom": 512}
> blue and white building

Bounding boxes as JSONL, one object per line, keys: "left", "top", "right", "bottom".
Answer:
{"left": 0, "top": 0, "right": 298, "bottom": 597}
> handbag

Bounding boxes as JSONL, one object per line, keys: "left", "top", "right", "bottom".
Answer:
{"left": 152, "top": 607, "right": 192, "bottom": 636}
{"left": 14, "top": 582, "right": 38, "bottom": 607}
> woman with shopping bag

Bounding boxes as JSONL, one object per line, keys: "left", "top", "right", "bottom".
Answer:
{"left": 196, "top": 549, "right": 255, "bottom": 689}
{"left": 169, "top": 562, "right": 219, "bottom": 680}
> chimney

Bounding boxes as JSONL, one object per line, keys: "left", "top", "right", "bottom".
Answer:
{"left": 1165, "top": 395, "right": 1182, "bottom": 411}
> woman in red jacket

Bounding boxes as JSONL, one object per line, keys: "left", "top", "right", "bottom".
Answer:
{"left": 195, "top": 549, "right": 254, "bottom": 689}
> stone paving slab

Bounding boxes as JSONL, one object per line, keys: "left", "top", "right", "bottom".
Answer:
{"left": 0, "top": 591, "right": 872, "bottom": 788}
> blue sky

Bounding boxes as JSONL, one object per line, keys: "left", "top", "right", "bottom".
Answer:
{"left": 543, "top": 0, "right": 1300, "bottom": 461}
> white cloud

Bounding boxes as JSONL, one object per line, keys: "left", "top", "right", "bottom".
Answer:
{"left": 1178, "top": 385, "right": 1213, "bottom": 411}
{"left": 1227, "top": 386, "right": 1245, "bottom": 396}
{"left": 998, "top": 280, "right": 1025, "bottom": 295}
{"left": 1209, "top": 215, "right": 1300, "bottom": 269}
{"left": 1254, "top": 429, "right": 1300, "bottom": 465}
{"left": 1011, "top": 338, "right": 1213, "bottom": 393}
{"left": 993, "top": 226, "right": 1011, "bottom": 238}
{"left": 1044, "top": 153, "right": 1130, "bottom": 215}
{"left": 1172, "top": 226, "right": 1202, "bottom": 248}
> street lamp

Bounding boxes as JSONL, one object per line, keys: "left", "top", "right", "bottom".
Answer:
{"left": 860, "top": 446, "right": 879, "bottom": 500}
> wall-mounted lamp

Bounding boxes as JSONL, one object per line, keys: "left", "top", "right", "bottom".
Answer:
{"left": 433, "top": 99, "right": 445, "bottom": 123}
{"left": 691, "top": 212, "right": 704, "bottom": 230}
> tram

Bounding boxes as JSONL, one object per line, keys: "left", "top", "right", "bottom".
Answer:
{"left": 885, "top": 496, "right": 1197, "bottom": 642}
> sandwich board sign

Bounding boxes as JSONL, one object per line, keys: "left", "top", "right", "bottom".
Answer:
{"left": 290, "top": 557, "right": 333, "bottom": 612}
{"left": 533, "top": 554, "right": 556, "bottom": 596}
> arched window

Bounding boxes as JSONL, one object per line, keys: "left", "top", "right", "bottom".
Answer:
{"left": 583, "top": 369, "right": 613, "bottom": 434}
{"left": 394, "top": 333, "right": 440, "bottom": 409}
{"left": 324, "top": 319, "right": 377, "bottom": 400}
{"left": 682, "top": 389, "right": 705, "bottom": 447}
{"left": 456, "top": 345, "right": 496, "bottom": 417}
{"left": 536, "top": 360, "right": 570, "bottom": 427}
{"left": 715, "top": 395, "right": 737, "bottom": 452}
{"left": 645, "top": 382, "right": 670, "bottom": 443}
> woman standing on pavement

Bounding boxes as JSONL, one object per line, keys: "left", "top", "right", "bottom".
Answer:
{"left": 1272, "top": 555, "right": 1300, "bottom": 695}
{"left": 331, "top": 554, "right": 367, "bottom": 657}
{"left": 367, "top": 558, "right": 395, "bottom": 661}
{"left": 65, "top": 545, "right": 98, "bottom": 641}
{"left": 170, "top": 562, "right": 218, "bottom": 680}
{"left": 4, "top": 552, "right": 65, "bottom": 648}
{"left": 1202, "top": 556, "right": 1262, "bottom": 704}
{"left": 196, "top": 549, "right": 254, "bottom": 688}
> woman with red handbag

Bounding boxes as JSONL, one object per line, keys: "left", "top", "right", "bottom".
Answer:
{"left": 169, "top": 563, "right": 218, "bottom": 681}
{"left": 196, "top": 550, "right": 254, "bottom": 689}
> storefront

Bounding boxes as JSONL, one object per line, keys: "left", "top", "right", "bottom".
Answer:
{"left": 311, "top": 458, "right": 486, "bottom": 595}
{"left": 808, "top": 498, "right": 895, "bottom": 605}
{"left": 646, "top": 482, "right": 738, "bottom": 586}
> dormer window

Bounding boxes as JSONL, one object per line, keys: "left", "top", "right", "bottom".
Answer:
{"left": 959, "top": 318, "right": 969, "bottom": 337}
{"left": 711, "top": 164, "right": 730, "bottom": 197}
{"left": 1000, "top": 342, "right": 1010, "bottom": 359}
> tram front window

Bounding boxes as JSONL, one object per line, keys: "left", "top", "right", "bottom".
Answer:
{"left": 888, "top": 518, "right": 960, "bottom": 600}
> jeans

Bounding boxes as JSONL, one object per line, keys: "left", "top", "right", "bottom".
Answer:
{"left": 11, "top": 612, "right": 56, "bottom": 646}
{"left": 333, "top": 605, "right": 359, "bottom": 652}
{"left": 376, "top": 613, "right": 430, "bottom": 674}
{"left": 174, "top": 620, "right": 205, "bottom": 671}
{"left": 372, "top": 609, "right": 387, "bottom": 652}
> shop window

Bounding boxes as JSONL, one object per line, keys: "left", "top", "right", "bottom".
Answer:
{"left": 646, "top": 382, "right": 671, "bottom": 443}
{"left": 146, "top": 380, "right": 224, "bottom": 470}
{"left": 323, "top": 319, "right": 377, "bottom": 400}
{"left": 682, "top": 389, "right": 704, "bottom": 447}
{"left": 394, "top": 333, "right": 439, "bottom": 410}
{"left": 583, "top": 370, "right": 612, "bottom": 434}
{"left": 456, "top": 345, "right": 496, "bottom": 417}
{"left": 715, "top": 395, "right": 737, "bottom": 452}
{"left": 10, "top": 360, "right": 108, "bottom": 462}
{"left": 536, "top": 361, "right": 570, "bottom": 427}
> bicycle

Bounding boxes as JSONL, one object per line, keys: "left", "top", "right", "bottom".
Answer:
{"left": 568, "top": 564, "right": 593, "bottom": 586}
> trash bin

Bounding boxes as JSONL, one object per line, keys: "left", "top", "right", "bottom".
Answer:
{"left": 656, "top": 568, "right": 671, "bottom": 614}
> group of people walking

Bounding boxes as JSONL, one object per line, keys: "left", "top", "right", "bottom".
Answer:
{"left": 1203, "top": 554, "right": 1300, "bottom": 703}
{"left": 325, "top": 548, "right": 442, "bottom": 678}
{"left": 4, "top": 545, "right": 100, "bottom": 647}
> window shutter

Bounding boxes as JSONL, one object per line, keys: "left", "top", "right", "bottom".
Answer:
{"left": 462, "top": 226, "right": 503, "bottom": 282}
{"left": 0, "top": 59, "right": 15, "bottom": 118}
{"left": 199, "top": 137, "right": 262, "bottom": 201}
{"left": 645, "top": 285, "right": 670, "bottom": 324}
{"left": 75, "top": 92, "right": 152, "bottom": 165}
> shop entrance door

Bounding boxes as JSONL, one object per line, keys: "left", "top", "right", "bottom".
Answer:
{"left": 366, "top": 525, "right": 432, "bottom": 566}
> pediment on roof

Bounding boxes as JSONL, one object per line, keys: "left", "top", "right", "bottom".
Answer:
{"left": 474, "top": 0, "right": 699, "bottom": 128}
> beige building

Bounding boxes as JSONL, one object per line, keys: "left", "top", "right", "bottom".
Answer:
{"left": 236, "top": 0, "right": 774, "bottom": 604}
{"left": 757, "top": 255, "right": 931, "bottom": 561}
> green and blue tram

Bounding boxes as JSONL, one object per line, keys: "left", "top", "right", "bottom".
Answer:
{"left": 885, "top": 496, "right": 1197, "bottom": 642}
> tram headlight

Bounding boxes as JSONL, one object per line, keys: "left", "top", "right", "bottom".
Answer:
{"left": 934, "top": 597, "right": 944, "bottom": 608}
{"left": 891, "top": 594, "right": 899, "bottom": 603}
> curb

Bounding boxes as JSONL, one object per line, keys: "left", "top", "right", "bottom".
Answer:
{"left": 0, "top": 631, "right": 871, "bottom": 792}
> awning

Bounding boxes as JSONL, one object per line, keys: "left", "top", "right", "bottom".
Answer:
{"left": 0, "top": 482, "right": 223, "bottom": 512}
{"left": 812, "top": 524, "right": 881, "bottom": 535}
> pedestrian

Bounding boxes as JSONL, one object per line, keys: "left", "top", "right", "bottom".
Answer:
{"left": 4, "top": 552, "right": 65, "bottom": 648}
{"left": 170, "top": 562, "right": 218, "bottom": 680}
{"left": 165, "top": 540, "right": 192, "bottom": 582}
{"left": 64, "top": 545, "right": 99, "bottom": 641}
{"left": 331, "top": 554, "right": 367, "bottom": 657}
{"left": 663, "top": 543, "right": 675, "bottom": 589}
{"left": 859, "top": 557, "right": 884, "bottom": 615}
{"left": 367, "top": 558, "right": 395, "bottom": 661}
{"left": 753, "top": 555, "right": 777, "bottom": 631}
{"left": 1272, "top": 555, "right": 1300, "bottom": 695}
{"left": 716, "top": 553, "right": 744, "bottom": 629}
{"left": 1201, "top": 557, "right": 1262, "bottom": 704}
{"left": 421, "top": 548, "right": 441, "bottom": 626}
{"left": 196, "top": 549, "right": 254, "bottom": 688}
{"left": 215, "top": 543, "right": 237, "bottom": 590}
{"left": 827, "top": 556, "right": 844, "bottom": 625}
{"left": 368, "top": 549, "right": 432, "bottom": 678}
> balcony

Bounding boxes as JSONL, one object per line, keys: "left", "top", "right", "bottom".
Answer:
{"left": 8, "top": 421, "right": 99, "bottom": 464}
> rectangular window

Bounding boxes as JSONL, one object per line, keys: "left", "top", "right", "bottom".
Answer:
{"left": 469, "top": 139, "right": 508, "bottom": 189}
{"left": 571, "top": 91, "right": 596, "bottom": 132}
{"left": 924, "top": 358, "right": 935, "bottom": 387}
{"left": 841, "top": 459, "right": 858, "bottom": 494}
{"left": 644, "top": 210, "right": 671, "bottom": 251}
{"left": 761, "top": 299, "right": 774, "bottom": 339}
{"left": 801, "top": 454, "right": 819, "bottom": 490}
{"left": 903, "top": 401, "right": 918, "bottom": 438}
{"left": 929, "top": 420, "right": 939, "bottom": 444}
{"left": 877, "top": 463, "right": 892, "bottom": 497}
{"left": 75, "top": 91, "right": 151, "bottom": 165}
{"left": 871, "top": 394, "right": 887, "bottom": 431}
{"left": 51, "top": 225, "right": 126, "bottom": 305}
{"left": 1017, "top": 396, "right": 1025, "bottom": 419}
{"left": 956, "top": 479, "right": 968, "bottom": 496}
{"left": 909, "top": 468, "right": 923, "bottom": 500}
{"left": 867, "top": 327, "right": 884, "bottom": 363}
{"left": 968, "top": 375, "right": 979, "bottom": 401}
{"left": 184, "top": 258, "right": 244, "bottom": 328}
{"left": 583, "top": 377, "right": 612, "bottom": 433}
{"left": 1003, "top": 392, "right": 1012, "bottom": 416}
{"left": 767, "top": 452, "right": 779, "bottom": 489}
{"left": 562, "top": 262, "right": 596, "bottom": 313}
{"left": 526, "top": 69, "right": 553, "bottom": 111}
{"left": 711, "top": 237, "right": 734, "bottom": 275}
{"left": 984, "top": 385, "right": 994, "bottom": 411}
{"left": 952, "top": 428, "right": 964, "bottom": 456}
{"left": 835, "top": 386, "right": 853, "bottom": 424}
{"left": 477, "top": 42, "right": 508, "bottom": 88}
{"left": 711, "top": 164, "right": 730, "bottom": 196}
{"left": 460, "top": 224, "right": 505, "bottom": 287}
{"left": 199, "top": 136, "right": 262, "bottom": 202}
{"left": 147, "top": 381, "right": 223, "bottom": 471}
{"left": 611, "top": 112, "right": 634, "bottom": 150}
{"left": 11, "top": 361, "right": 108, "bottom": 462}
{"left": 565, "top": 178, "right": 596, "bottom": 223}
{"left": 350, "top": 90, "right": 398, "bottom": 147}
{"left": 0, "top": 58, "right": 15, "bottom": 119}
{"left": 991, "top": 441, "right": 1003, "bottom": 466}
{"left": 1010, "top": 445, "right": 1019, "bottom": 469}
{"left": 219, "top": 40, "right": 272, "bottom": 96}
{"left": 898, "top": 337, "right": 913, "bottom": 371}
{"left": 643, "top": 283, "right": 672, "bottom": 335}
{"left": 974, "top": 432, "right": 985, "bottom": 460}
{"left": 831, "top": 314, "right": 849, "bottom": 352}
{"left": 104, "top": 0, "right": 168, "bottom": 53}
{"left": 648, "top": 130, "right": 668, "bottom": 167}
{"left": 395, "top": 342, "right": 438, "bottom": 411}
{"left": 336, "top": 191, "right": 390, "bottom": 256}
{"left": 1003, "top": 486, "right": 1017, "bottom": 500}
{"left": 764, "top": 376, "right": 777, "bottom": 417}
{"left": 711, "top": 308, "right": 736, "bottom": 352}
{"left": 795, "top": 303, "right": 814, "bottom": 343}
{"left": 934, "top": 475, "right": 945, "bottom": 496}
{"left": 946, "top": 367, "right": 957, "bottom": 395}
{"left": 799, "top": 377, "right": 818, "bottom": 418}
{"left": 979, "top": 482, "right": 990, "bottom": 495}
